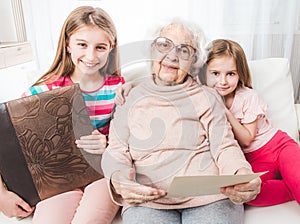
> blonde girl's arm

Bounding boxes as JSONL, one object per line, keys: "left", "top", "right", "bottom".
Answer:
{"left": 225, "top": 108, "right": 257, "bottom": 148}
{"left": 0, "top": 176, "right": 34, "bottom": 218}
{"left": 114, "top": 81, "right": 139, "bottom": 105}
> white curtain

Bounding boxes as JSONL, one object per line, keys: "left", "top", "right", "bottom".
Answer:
{"left": 22, "top": 0, "right": 73, "bottom": 73}
{"left": 22, "top": 0, "right": 300, "bottom": 101}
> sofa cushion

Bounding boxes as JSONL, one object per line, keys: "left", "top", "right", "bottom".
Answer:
{"left": 244, "top": 201, "right": 300, "bottom": 224}
{"left": 248, "top": 58, "right": 299, "bottom": 142}
{"left": 1, "top": 58, "right": 299, "bottom": 224}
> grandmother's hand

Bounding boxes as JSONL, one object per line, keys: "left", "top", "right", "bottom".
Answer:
{"left": 111, "top": 168, "right": 167, "bottom": 205}
{"left": 75, "top": 130, "right": 107, "bottom": 154}
{"left": 220, "top": 167, "right": 261, "bottom": 204}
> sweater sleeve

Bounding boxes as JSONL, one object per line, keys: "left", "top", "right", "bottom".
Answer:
{"left": 21, "top": 84, "right": 53, "bottom": 97}
{"left": 201, "top": 89, "right": 252, "bottom": 175}
{"left": 101, "top": 103, "right": 134, "bottom": 204}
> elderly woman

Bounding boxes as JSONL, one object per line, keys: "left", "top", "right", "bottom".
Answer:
{"left": 102, "top": 20, "right": 261, "bottom": 224}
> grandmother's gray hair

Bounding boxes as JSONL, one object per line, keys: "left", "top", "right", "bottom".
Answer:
{"left": 147, "top": 18, "right": 207, "bottom": 76}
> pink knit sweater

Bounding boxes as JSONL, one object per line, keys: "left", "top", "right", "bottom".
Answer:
{"left": 102, "top": 76, "right": 251, "bottom": 212}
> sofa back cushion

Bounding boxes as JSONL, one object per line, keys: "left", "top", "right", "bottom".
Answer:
{"left": 248, "top": 58, "right": 299, "bottom": 142}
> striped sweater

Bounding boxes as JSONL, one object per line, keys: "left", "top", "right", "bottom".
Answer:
{"left": 22, "top": 75, "right": 125, "bottom": 135}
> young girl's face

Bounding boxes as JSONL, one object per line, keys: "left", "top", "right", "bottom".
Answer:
{"left": 206, "top": 55, "right": 240, "bottom": 97}
{"left": 68, "top": 26, "right": 113, "bottom": 77}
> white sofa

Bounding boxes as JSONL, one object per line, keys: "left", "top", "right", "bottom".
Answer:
{"left": 244, "top": 58, "right": 300, "bottom": 224}
{"left": 1, "top": 58, "right": 299, "bottom": 223}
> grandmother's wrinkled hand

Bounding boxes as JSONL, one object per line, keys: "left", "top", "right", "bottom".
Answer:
{"left": 220, "top": 167, "right": 262, "bottom": 204}
{"left": 111, "top": 168, "right": 167, "bottom": 205}
{"left": 75, "top": 129, "right": 107, "bottom": 154}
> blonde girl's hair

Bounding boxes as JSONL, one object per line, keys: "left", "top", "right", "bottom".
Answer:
{"left": 34, "top": 6, "right": 120, "bottom": 85}
{"left": 202, "top": 39, "right": 252, "bottom": 88}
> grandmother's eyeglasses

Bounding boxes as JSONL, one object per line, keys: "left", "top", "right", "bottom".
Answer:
{"left": 153, "top": 37, "right": 196, "bottom": 60}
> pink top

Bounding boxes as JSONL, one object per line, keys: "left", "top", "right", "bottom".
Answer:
{"left": 230, "top": 87, "right": 277, "bottom": 153}
{"left": 102, "top": 76, "right": 252, "bottom": 212}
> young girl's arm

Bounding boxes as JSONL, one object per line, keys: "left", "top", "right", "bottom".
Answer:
{"left": 0, "top": 177, "right": 34, "bottom": 218}
{"left": 114, "top": 81, "right": 138, "bottom": 105}
{"left": 225, "top": 108, "right": 257, "bottom": 148}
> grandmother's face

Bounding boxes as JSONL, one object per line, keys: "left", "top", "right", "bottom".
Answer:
{"left": 152, "top": 24, "right": 196, "bottom": 86}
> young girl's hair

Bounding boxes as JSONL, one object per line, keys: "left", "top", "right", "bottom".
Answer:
{"left": 200, "top": 39, "right": 252, "bottom": 88}
{"left": 35, "top": 6, "right": 120, "bottom": 85}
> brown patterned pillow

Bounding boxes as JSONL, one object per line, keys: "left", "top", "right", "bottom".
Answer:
{"left": 0, "top": 84, "right": 102, "bottom": 206}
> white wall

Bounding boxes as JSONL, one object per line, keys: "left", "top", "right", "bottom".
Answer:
{"left": 0, "top": 61, "right": 37, "bottom": 103}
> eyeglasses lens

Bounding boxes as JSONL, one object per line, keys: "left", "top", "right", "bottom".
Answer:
{"left": 154, "top": 37, "right": 195, "bottom": 60}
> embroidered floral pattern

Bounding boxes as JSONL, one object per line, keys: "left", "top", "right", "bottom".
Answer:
{"left": 7, "top": 85, "right": 101, "bottom": 200}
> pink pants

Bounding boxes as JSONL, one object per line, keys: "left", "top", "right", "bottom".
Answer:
{"left": 245, "top": 130, "right": 300, "bottom": 206}
{"left": 32, "top": 178, "right": 119, "bottom": 224}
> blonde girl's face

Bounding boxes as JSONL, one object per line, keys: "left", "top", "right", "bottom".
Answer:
{"left": 67, "top": 26, "right": 113, "bottom": 77}
{"left": 152, "top": 25, "right": 196, "bottom": 86}
{"left": 206, "top": 55, "right": 240, "bottom": 97}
